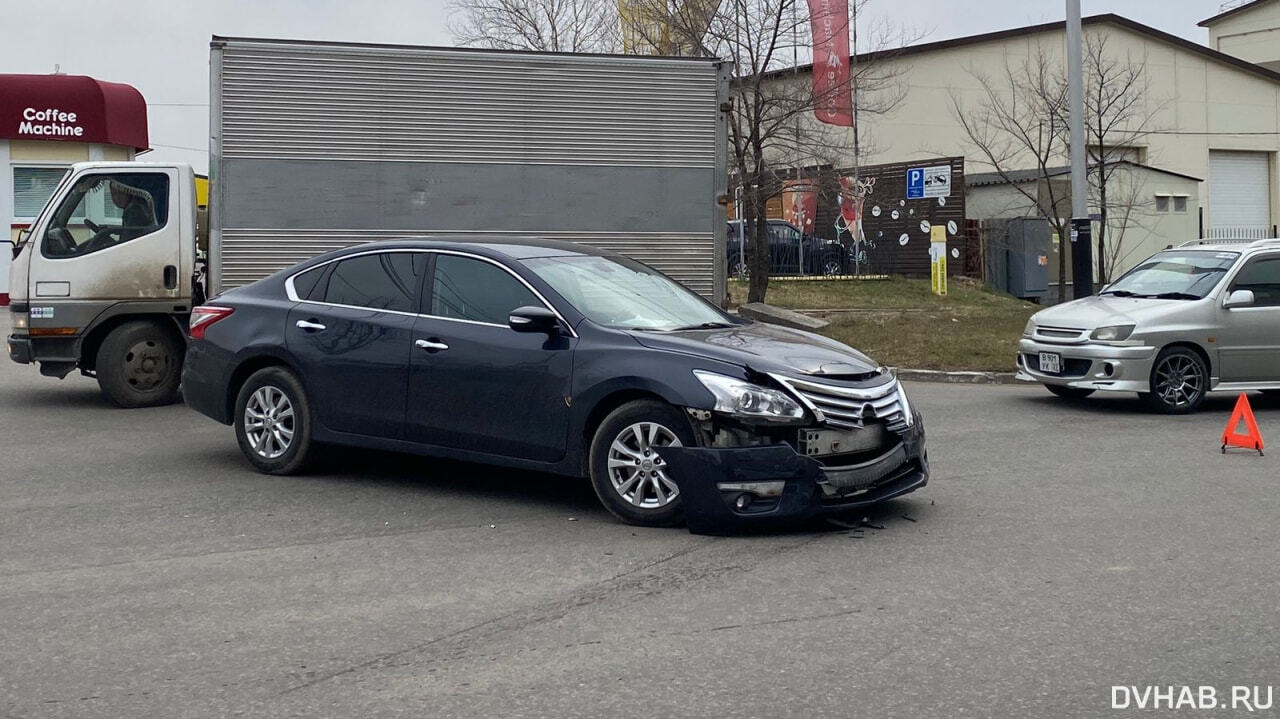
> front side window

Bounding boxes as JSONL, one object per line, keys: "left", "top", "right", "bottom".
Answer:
{"left": 1102, "top": 251, "right": 1239, "bottom": 300}
{"left": 42, "top": 173, "right": 170, "bottom": 258}
{"left": 430, "top": 254, "right": 541, "bottom": 324}
{"left": 319, "top": 252, "right": 424, "bottom": 312}
{"left": 1230, "top": 256, "right": 1280, "bottom": 307}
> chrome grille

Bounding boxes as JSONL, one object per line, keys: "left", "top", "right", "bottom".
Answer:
{"left": 771, "top": 375, "right": 908, "bottom": 431}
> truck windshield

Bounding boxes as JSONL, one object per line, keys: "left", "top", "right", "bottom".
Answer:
{"left": 1101, "top": 251, "right": 1239, "bottom": 299}
{"left": 523, "top": 255, "right": 732, "bottom": 331}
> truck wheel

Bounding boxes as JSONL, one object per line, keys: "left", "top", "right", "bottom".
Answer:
{"left": 234, "top": 367, "right": 315, "bottom": 475}
{"left": 95, "top": 321, "right": 184, "bottom": 408}
{"left": 587, "top": 400, "right": 696, "bottom": 528}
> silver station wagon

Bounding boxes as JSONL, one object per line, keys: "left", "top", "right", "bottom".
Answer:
{"left": 1017, "top": 239, "right": 1280, "bottom": 413}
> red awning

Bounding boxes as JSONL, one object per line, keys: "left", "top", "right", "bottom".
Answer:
{"left": 0, "top": 74, "right": 148, "bottom": 151}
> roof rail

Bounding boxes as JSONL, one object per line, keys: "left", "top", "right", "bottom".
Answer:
{"left": 1179, "top": 237, "right": 1277, "bottom": 247}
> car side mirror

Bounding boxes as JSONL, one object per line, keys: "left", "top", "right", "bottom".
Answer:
{"left": 508, "top": 306, "right": 561, "bottom": 334}
{"left": 7, "top": 230, "right": 22, "bottom": 259}
{"left": 1224, "top": 289, "right": 1256, "bottom": 309}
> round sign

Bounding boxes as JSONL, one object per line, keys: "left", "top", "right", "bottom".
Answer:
{"left": 899, "top": 199, "right": 906, "bottom": 207}
{"left": 871, "top": 205, "right": 881, "bottom": 217}
{"left": 908, "top": 208, "right": 915, "bottom": 216}
{"left": 891, "top": 210, "right": 900, "bottom": 220}
{"left": 947, "top": 220, "right": 958, "bottom": 235}
{"left": 898, "top": 234, "right": 910, "bottom": 246}
{"left": 920, "top": 220, "right": 931, "bottom": 234}
{"left": 938, "top": 197, "right": 947, "bottom": 207}
{"left": 951, "top": 248, "right": 960, "bottom": 259}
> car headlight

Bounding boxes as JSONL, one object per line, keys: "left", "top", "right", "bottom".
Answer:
{"left": 1090, "top": 324, "right": 1135, "bottom": 342}
{"left": 693, "top": 370, "right": 806, "bottom": 422}
{"left": 1023, "top": 319, "right": 1036, "bottom": 337}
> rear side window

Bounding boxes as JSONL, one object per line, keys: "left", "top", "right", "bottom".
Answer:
{"left": 291, "top": 265, "right": 328, "bottom": 300}
{"left": 430, "top": 254, "right": 541, "bottom": 325}
{"left": 1231, "top": 256, "right": 1280, "bottom": 307}
{"left": 320, "top": 252, "right": 424, "bottom": 312}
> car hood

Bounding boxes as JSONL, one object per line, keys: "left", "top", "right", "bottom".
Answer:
{"left": 627, "top": 321, "right": 880, "bottom": 377}
{"left": 1032, "top": 294, "right": 1203, "bottom": 329}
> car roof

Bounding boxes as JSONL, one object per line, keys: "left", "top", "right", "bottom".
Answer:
{"left": 325, "top": 237, "right": 620, "bottom": 260}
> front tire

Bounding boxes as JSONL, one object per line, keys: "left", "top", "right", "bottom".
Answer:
{"left": 1142, "top": 346, "right": 1208, "bottom": 414}
{"left": 1045, "top": 385, "right": 1095, "bottom": 400}
{"left": 234, "top": 367, "right": 315, "bottom": 474}
{"left": 95, "top": 321, "right": 183, "bottom": 408}
{"left": 588, "top": 400, "right": 697, "bottom": 527}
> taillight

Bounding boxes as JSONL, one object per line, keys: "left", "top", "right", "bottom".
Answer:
{"left": 189, "top": 305, "right": 235, "bottom": 340}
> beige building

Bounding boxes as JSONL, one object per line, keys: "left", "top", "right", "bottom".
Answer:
{"left": 1202, "top": 0, "right": 1280, "bottom": 71}
{"left": 770, "top": 12, "right": 1280, "bottom": 280}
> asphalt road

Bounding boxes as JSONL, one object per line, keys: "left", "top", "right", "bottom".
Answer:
{"left": 3, "top": 335, "right": 1279, "bottom": 718}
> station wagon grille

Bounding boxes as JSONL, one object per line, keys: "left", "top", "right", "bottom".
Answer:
{"left": 771, "top": 375, "right": 908, "bottom": 432}
{"left": 1035, "top": 325, "right": 1087, "bottom": 341}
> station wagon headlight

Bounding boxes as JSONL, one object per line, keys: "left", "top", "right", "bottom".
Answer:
{"left": 693, "top": 370, "right": 805, "bottom": 422}
{"left": 1090, "top": 324, "right": 1135, "bottom": 342}
{"left": 1023, "top": 319, "right": 1036, "bottom": 337}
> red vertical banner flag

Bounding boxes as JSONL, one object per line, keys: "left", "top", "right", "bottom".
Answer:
{"left": 807, "top": 0, "right": 854, "bottom": 127}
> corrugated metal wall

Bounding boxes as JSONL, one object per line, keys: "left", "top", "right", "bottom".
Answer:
{"left": 210, "top": 38, "right": 726, "bottom": 297}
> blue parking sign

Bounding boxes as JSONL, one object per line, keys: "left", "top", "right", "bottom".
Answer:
{"left": 906, "top": 167, "right": 925, "bottom": 199}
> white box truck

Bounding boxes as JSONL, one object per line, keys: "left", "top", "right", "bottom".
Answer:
{"left": 6, "top": 37, "right": 729, "bottom": 407}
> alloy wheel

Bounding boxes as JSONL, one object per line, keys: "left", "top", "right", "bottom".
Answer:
{"left": 1154, "top": 353, "right": 1204, "bottom": 409}
{"left": 607, "top": 422, "right": 682, "bottom": 508}
{"left": 244, "top": 385, "right": 295, "bottom": 459}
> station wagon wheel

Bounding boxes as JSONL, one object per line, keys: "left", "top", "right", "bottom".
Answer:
{"left": 588, "top": 400, "right": 697, "bottom": 527}
{"left": 1142, "top": 346, "right": 1207, "bottom": 414}
{"left": 234, "top": 366, "right": 316, "bottom": 474}
{"left": 822, "top": 257, "right": 844, "bottom": 276}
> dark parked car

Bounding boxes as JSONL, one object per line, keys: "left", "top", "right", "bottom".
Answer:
{"left": 182, "top": 239, "right": 927, "bottom": 533}
{"left": 727, "top": 219, "right": 850, "bottom": 277}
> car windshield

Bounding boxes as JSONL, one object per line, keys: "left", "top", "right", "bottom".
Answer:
{"left": 1101, "top": 250, "right": 1240, "bottom": 299}
{"left": 522, "top": 255, "right": 734, "bottom": 331}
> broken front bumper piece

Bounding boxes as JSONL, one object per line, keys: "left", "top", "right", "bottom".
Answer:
{"left": 656, "top": 424, "right": 928, "bottom": 535}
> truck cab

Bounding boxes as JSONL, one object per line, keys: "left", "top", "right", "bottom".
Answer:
{"left": 7, "top": 161, "right": 200, "bottom": 407}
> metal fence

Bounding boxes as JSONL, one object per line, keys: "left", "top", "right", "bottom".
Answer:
{"left": 1208, "top": 225, "right": 1276, "bottom": 240}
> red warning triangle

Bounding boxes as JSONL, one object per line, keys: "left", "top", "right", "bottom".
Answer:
{"left": 1221, "top": 393, "right": 1265, "bottom": 456}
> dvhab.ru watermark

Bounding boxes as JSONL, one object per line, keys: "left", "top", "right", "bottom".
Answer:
{"left": 1112, "top": 686, "right": 1274, "bottom": 711}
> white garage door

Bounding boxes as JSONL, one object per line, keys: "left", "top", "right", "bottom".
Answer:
{"left": 1209, "top": 150, "right": 1272, "bottom": 239}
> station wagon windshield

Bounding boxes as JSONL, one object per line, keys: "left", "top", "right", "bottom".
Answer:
{"left": 522, "top": 255, "right": 733, "bottom": 331}
{"left": 1101, "top": 250, "right": 1239, "bottom": 299}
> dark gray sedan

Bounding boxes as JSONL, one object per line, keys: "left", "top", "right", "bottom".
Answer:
{"left": 182, "top": 239, "right": 926, "bottom": 533}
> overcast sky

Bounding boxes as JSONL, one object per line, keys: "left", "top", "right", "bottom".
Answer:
{"left": 2, "top": 0, "right": 1228, "bottom": 174}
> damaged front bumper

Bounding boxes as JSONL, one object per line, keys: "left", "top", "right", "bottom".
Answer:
{"left": 656, "top": 417, "right": 927, "bottom": 535}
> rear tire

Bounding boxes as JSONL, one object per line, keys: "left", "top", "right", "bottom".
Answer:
{"left": 1045, "top": 385, "right": 1095, "bottom": 400}
{"left": 588, "top": 400, "right": 697, "bottom": 528}
{"left": 95, "top": 321, "right": 183, "bottom": 408}
{"left": 234, "top": 367, "right": 315, "bottom": 475}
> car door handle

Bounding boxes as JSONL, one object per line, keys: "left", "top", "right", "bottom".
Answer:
{"left": 415, "top": 339, "right": 449, "bottom": 352}
{"left": 295, "top": 320, "right": 327, "bottom": 332}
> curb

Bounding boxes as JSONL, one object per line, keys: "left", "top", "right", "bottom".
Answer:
{"left": 893, "top": 368, "right": 1020, "bottom": 385}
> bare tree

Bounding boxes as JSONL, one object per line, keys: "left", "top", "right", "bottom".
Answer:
{"left": 953, "top": 33, "right": 1161, "bottom": 297}
{"left": 952, "top": 44, "right": 1074, "bottom": 295}
{"left": 1083, "top": 32, "right": 1162, "bottom": 284}
{"left": 630, "top": 0, "right": 911, "bottom": 302}
{"left": 447, "top": 0, "right": 620, "bottom": 53}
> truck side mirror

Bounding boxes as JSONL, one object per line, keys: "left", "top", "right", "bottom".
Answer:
{"left": 1224, "top": 289, "right": 1256, "bottom": 309}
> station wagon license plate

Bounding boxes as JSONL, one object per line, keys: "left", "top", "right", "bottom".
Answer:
{"left": 1039, "top": 352, "right": 1062, "bottom": 374}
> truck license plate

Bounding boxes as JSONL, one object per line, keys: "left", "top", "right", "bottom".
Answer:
{"left": 1039, "top": 352, "right": 1062, "bottom": 374}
